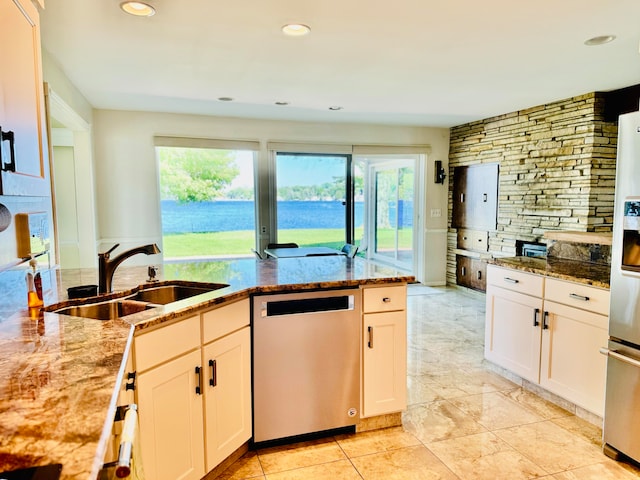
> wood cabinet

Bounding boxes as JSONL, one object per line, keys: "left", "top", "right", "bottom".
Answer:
{"left": 0, "top": 0, "right": 49, "bottom": 196}
{"left": 362, "top": 285, "right": 407, "bottom": 418}
{"left": 451, "top": 163, "right": 498, "bottom": 230}
{"left": 485, "top": 265, "right": 609, "bottom": 415}
{"left": 456, "top": 255, "right": 487, "bottom": 292}
{"left": 133, "top": 299, "right": 251, "bottom": 479}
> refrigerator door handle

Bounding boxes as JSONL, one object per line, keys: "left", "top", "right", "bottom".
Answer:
{"left": 600, "top": 348, "right": 640, "bottom": 369}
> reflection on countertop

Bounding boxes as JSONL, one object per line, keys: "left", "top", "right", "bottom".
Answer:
{"left": 0, "top": 256, "right": 413, "bottom": 480}
{"left": 489, "top": 256, "right": 611, "bottom": 289}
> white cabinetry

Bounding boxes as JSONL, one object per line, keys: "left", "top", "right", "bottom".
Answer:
{"left": 0, "top": 0, "right": 49, "bottom": 196}
{"left": 485, "top": 265, "right": 609, "bottom": 416}
{"left": 201, "top": 300, "right": 251, "bottom": 471}
{"left": 362, "top": 285, "right": 407, "bottom": 418}
{"left": 133, "top": 299, "right": 251, "bottom": 480}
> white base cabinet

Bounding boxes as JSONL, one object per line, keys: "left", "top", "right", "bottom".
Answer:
{"left": 361, "top": 285, "right": 407, "bottom": 418}
{"left": 485, "top": 265, "right": 609, "bottom": 416}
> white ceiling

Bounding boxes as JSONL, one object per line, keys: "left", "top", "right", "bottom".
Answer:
{"left": 39, "top": 0, "right": 640, "bottom": 128}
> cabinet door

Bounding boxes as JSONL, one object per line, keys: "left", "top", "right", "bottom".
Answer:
{"left": 202, "top": 327, "right": 251, "bottom": 471}
{"left": 451, "top": 164, "right": 498, "bottom": 230}
{"left": 0, "top": 0, "right": 49, "bottom": 196}
{"left": 540, "top": 301, "right": 608, "bottom": 416}
{"left": 456, "top": 256, "right": 486, "bottom": 292}
{"left": 362, "top": 310, "right": 407, "bottom": 417}
{"left": 137, "top": 350, "right": 205, "bottom": 480}
{"left": 485, "top": 285, "right": 542, "bottom": 382}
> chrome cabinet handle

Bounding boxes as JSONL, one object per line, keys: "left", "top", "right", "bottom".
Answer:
{"left": 461, "top": 266, "right": 467, "bottom": 276}
{"left": 368, "top": 326, "right": 374, "bottom": 348}
{"left": 569, "top": 293, "right": 590, "bottom": 302}
{"left": 600, "top": 348, "right": 640, "bottom": 369}
{"left": 503, "top": 277, "right": 519, "bottom": 284}
{"left": 533, "top": 308, "right": 540, "bottom": 327}
{"left": 209, "top": 359, "right": 217, "bottom": 387}
{"left": 195, "top": 366, "right": 202, "bottom": 395}
{"left": 460, "top": 193, "right": 465, "bottom": 202}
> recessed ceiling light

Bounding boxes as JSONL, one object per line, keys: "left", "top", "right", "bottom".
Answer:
{"left": 282, "top": 24, "right": 311, "bottom": 36}
{"left": 217, "top": 97, "right": 234, "bottom": 102}
{"left": 584, "top": 35, "right": 616, "bottom": 46}
{"left": 275, "top": 101, "right": 289, "bottom": 106}
{"left": 328, "top": 106, "right": 343, "bottom": 111}
{"left": 120, "top": 1, "right": 156, "bottom": 17}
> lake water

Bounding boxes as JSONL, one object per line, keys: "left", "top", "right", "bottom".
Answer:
{"left": 161, "top": 200, "right": 370, "bottom": 234}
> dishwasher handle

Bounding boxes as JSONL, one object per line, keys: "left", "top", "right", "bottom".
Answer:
{"left": 600, "top": 347, "right": 640, "bottom": 368}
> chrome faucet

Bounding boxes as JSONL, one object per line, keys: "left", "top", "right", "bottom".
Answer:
{"left": 98, "top": 243, "right": 161, "bottom": 293}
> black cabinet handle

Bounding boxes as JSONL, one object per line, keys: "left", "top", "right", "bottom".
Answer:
{"left": 533, "top": 308, "right": 540, "bottom": 327}
{"left": 195, "top": 366, "right": 202, "bottom": 395}
{"left": 477, "top": 270, "right": 482, "bottom": 280}
{"left": 543, "top": 311, "right": 549, "bottom": 330}
{"left": 125, "top": 371, "right": 136, "bottom": 391}
{"left": 569, "top": 293, "right": 590, "bottom": 302}
{"left": 368, "top": 326, "right": 374, "bottom": 348}
{"left": 0, "top": 127, "right": 16, "bottom": 173}
{"left": 209, "top": 359, "right": 217, "bottom": 387}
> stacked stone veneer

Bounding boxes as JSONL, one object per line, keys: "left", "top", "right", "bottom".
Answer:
{"left": 447, "top": 92, "right": 618, "bottom": 285}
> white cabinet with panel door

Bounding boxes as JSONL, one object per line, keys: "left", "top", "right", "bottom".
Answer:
{"left": 0, "top": 0, "right": 49, "bottom": 196}
{"left": 361, "top": 285, "right": 407, "bottom": 418}
{"left": 135, "top": 315, "right": 204, "bottom": 480}
{"left": 201, "top": 299, "right": 251, "bottom": 471}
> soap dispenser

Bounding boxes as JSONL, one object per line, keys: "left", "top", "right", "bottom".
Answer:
{"left": 26, "top": 258, "right": 44, "bottom": 309}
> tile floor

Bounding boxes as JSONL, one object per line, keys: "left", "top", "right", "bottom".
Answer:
{"left": 218, "top": 285, "right": 640, "bottom": 479}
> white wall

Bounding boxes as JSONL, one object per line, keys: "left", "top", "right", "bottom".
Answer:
{"left": 92, "top": 110, "right": 450, "bottom": 283}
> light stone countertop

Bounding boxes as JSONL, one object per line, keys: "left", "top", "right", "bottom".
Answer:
{"left": 0, "top": 256, "right": 413, "bottom": 479}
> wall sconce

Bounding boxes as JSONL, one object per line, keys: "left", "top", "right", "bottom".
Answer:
{"left": 434, "top": 160, "right": 446, "bottom": 184}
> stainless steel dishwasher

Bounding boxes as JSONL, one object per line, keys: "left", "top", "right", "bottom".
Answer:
{"left": 253, "top": 288, "right": 361, "bottom": 443}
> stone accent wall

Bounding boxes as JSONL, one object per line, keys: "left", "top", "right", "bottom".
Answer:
{"left": 447, "top": 93, "right": 618, "bottom": 285}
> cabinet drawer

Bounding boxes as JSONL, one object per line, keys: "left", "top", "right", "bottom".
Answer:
{"left": 202, "top": 298, "right": 250, "bottom": 344}
{"left": 134, "top": 315, "right": 200, "bottom": 372}
{"left": 544, "top": 278, "right": 610, "bottom": 316}
{"left": 363, "top": 285, "right": 406, "bottom": 313}
{"left": 457, "top": 229, "right": 488, "bottom": 252}
{"left": 487, "top": 264, "right": 543, "bottom": 297}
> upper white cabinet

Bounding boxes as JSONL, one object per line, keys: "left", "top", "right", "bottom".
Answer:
{"left": 485, "top": 264, "right": 609, "bottom": 416}
{"left": 0, "top": 0, "right": 49, "bottom": 196}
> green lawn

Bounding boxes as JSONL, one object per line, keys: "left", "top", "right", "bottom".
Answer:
{"left": 162, "top": 227, "right": 410, "bottom": 257}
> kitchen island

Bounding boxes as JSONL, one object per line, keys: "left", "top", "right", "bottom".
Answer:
{"left": 0, "top": 256, "right": 413, "bottom": 479}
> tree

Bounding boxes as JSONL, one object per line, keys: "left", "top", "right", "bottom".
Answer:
{"left": 158, "top": 147, "right": 239, "bottom": 203}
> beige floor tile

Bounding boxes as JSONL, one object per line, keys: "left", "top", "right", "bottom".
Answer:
{"left": 257, "top": 438, "right": 346, "bottom": 474}
{"left": 552, "top": 460, "right": 640, "bottom": 479}
{"left": 495, "top": 421, "right": 604, "bottom": 473}
{"left": 551, "top": 415, "right": 602, "bottom": 448}
{"left": 217, "top": 451, "right": 264, "bottom": 479}
{"left": 264, "top": 459, "right": 362, "bottom": 480}
{"left": 407, "top": 374, "right": 446, "bottom": 404}
{"left": 428, "top": 431, "right": 548, "bottom": 479}
{"left": 350, "top": 444, "right": 458, "bottom": 480}
{"left": 500, "top": 388, "right": 572, "bottom": 420}
{"left": 335, "top": 426, "right": 421, "bottom": 458}
{"left": 449, "top": 391, "right": 545, "bottom": 430}
{"left": 403, "top": 399, "right": 487, "bottom": 443}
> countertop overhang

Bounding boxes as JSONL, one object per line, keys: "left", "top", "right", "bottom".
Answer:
{"left": 0, "top": 256, "right": 414, "bottom": 479}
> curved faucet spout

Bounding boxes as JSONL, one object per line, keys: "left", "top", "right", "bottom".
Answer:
{"left": 98, "top": 243, "right": 161, "bottom": 293}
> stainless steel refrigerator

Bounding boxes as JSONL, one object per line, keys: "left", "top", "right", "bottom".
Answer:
{"left": 603, "top": 110, "right": 640, "bottom": 462}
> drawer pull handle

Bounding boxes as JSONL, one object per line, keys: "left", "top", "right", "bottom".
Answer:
{"left": 461, "top": 266, "right": 466, "bottom": 276}
{"left": 477, "top": 270, "right": 482, "bottom": 280}
{"left": 460, "top": 193, "right": 465, "bottom": 203}
{"left": 209, "top": 359, "right": 217, "bottom": 387}
{"left": 483, "top": 193, "right": 488, "bottom": 202}
{"left": 368, "top": 326, "right": 374, "bottom": 348}
{"left": 503, "top": 277, "right": 519, "bottom": 284}
{"left": 382, "top": 297, "right": 391, "bottom": 303}
{"left": 569, "top": 293, "right": 590, "bottom": 302}
{"left": 195, "top": 366, "right": 202, "bottom": 395}
{"left": 533, "top": 308, "right": 540, "bottom": 327}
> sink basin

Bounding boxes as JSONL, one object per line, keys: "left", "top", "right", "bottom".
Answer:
{"left": 129, "top": 283, "right": 228, "bottom": 304}
{"left": 55, "top": 300, "right": 155, "bottom": 320}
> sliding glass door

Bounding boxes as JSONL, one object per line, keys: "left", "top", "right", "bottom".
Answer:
{"left": 370, "top": 160, "right": 416, "bottom": 270}
{"left": 274, "top": 153, "right": 354, "bottom": 248}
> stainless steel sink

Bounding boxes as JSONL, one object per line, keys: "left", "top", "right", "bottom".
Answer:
{"left": 54, "top": 300, "right": 155, "bottom": 320}
{"left": 49, "top": 281, "right": 229, "bottom": 320}
{"left": 129, "top": 283, "right": 227, "bottom": 304}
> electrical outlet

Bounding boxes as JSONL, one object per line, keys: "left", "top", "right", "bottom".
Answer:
{"left": 261, "top": 226, "right": 267, "bottom": 234}
{"left": 430, "top": 209, "right": 442, "bottom": 218}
